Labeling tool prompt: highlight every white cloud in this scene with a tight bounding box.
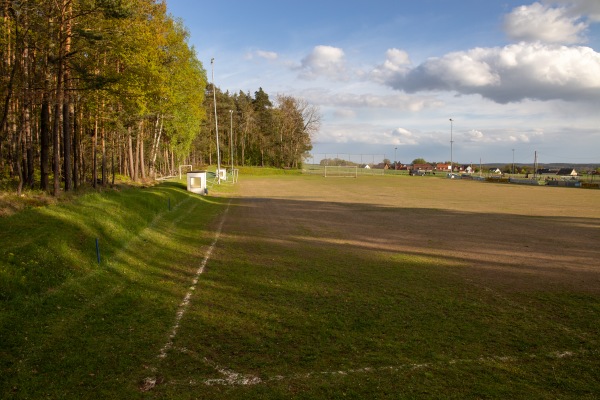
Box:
[245,49,278,60]
[377,42,600,103]
[380,48,411,73]
[547,0,600,22]
[466,130,485,142]
[371,48,411,84]
[504,2,588,44]
[298,45,347,80]
[510,134,531,142]
[256,50,278,60]
[298,88,443,112]
[459,128,544,145]
[334,109,356,118]
[389,127,418,145]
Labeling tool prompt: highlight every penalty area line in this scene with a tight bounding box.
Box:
[141,200,231,392]
[163,348,597,389]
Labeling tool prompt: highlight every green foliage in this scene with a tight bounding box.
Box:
[95,0,133,19]
[412,158,427,164]
[319,158,358,167]
[0,0,208,188]
[200,86,319,169]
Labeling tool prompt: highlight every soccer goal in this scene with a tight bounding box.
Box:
[324,166,358,178]
[179,165,193,179]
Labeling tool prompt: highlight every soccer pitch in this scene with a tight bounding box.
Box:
[147,175,600,399]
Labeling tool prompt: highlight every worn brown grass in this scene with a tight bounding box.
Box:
[229,175,600,293]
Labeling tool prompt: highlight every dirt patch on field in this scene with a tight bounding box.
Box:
[224,176,600,293]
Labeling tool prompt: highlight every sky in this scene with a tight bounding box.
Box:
[165,0,600,165]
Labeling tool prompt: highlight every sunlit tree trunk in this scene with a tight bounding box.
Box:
[127,127,135,180]
[40,92,50,191]
[93,108,98,188]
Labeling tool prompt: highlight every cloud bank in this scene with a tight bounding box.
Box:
[372,1,600,104]
[373,42,600,103]
[504,2,588,44]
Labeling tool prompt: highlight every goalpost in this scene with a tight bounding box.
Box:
[179,165,193,179]
[324,166,358,178]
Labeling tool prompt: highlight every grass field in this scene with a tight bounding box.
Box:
[1,175,599,398]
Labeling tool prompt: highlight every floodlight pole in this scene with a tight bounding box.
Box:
[211,58,221,184]
[449,118,454,172]
[229,110,234,171]
[394,147,397,167]
[512,148,515,175]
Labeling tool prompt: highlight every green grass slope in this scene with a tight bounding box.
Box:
[0,182,229,398]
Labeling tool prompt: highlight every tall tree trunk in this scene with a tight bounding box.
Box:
[93,110,98,188]
[118,132,124,175]
[52,99,62,195]
[24,102,33,188]
[111,135,115,186]
[134,122,141,180]
[63,102,72,191]
[139,124,146,179]
[62,0,73,192]
[149,114,163,178]
[23,45,34,189]
[171,149,175,176]
[101,114,106,186]
[53,36,64,195]
[0,30,18,145]
[72,104,79,189]
[40,95,50,190]
[128,127,135,180]
[164,147,169,176]
[12,102,23,195]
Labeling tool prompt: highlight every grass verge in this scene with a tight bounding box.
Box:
[0,180,229,398]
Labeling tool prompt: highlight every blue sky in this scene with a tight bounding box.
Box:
[166,0,600,164]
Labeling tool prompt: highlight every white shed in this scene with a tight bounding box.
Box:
[217,168,227,181]
[187,171,207,195]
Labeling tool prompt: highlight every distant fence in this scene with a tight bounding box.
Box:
[303,164,392,176]
[306,153,388,166]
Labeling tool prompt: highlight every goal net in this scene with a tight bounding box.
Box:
[324,166,358,178]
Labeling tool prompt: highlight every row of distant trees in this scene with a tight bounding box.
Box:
[202,87,320,171]
[0,0,319,196]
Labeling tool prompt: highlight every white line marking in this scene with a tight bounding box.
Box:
[141,201,231,392]
[163,348,597,388]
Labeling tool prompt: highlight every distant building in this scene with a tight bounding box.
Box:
[412,163,434,171]
[556,168,578,177]
[537,168,559,176]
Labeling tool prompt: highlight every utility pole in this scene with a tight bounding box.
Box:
[512,148,515,175]
[211,58,221,184]
[229,110,234,171]
[449,118,454,172]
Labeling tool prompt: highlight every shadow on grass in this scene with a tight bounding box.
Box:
[157,195,600,398]
[1,188,599,399]
[0,181,229,397]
